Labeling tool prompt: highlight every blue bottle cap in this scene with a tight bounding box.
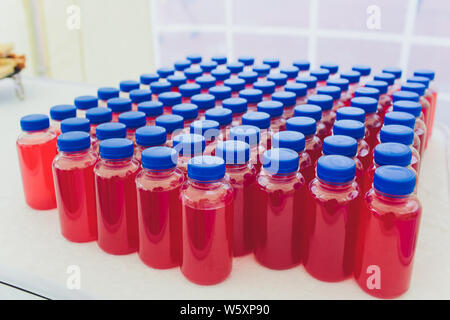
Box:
[351,96,378,114]
[209,85,232,100]
[352,64,371,76]
[374,73,395,86]
[272,131,305,153]
[262,57,280,68]
[354,87,380,100]
[184,67,203,80]
[374,143,412,167]
[262,148,299,174]
[310,68,330,81]
[195,75,217,89]
[174,59,191,71]
[150,81,171,94]
[280,65,300,78]
[167,75,187,88]
[99,138,134,159]
[222,97,248,114]
[135,125,167,147]
[401,82,426,96]
[307,94,333,111]
[238,71,258,84]
[284,82,307,97]
[118,111,146,129]
[224,78,246,92]
[392,90,420,103]
[286,116,316,136]
[296,76,317,89]
[186,54,202,64]
[211,68,231,81]
[317,155,355,183]
[173,133,205,157]
[320,62,339,74]
[365,80,388,95]
[253,80,276,94]
[97,87,120,100]
[50,104,76,121]
[413,69,435,81]
[172,103,198,120]
[226,62,244,74]
[294,104,322,121]
[336,106,365,122]
[205,108,232,126]
[392,100,422,118]
[57,131,91,152]
[190,120,220,140]
[230,125,260,146]
[200,60,218,73]
[179,83,201,97]
[138,101,164,117]
[382,67,402,79]
[129,89,152,104]
[242,111,270,129]
[373,165,416,196]
[85,107,112,124]
[211,55,227,65]
[119,80,140,92]
[142,146,177,170]
[253,64,271,77]
[157,66,175,78]
[216,140,250,164]
[140,73,159,85]
[74,95,98,110]
[238,55,254,66]
[293,59,310,71]
[323,135,357,157]
[96,122,127,141]
[267,73,288,86]
[20,114,50,131]
[317,85,341,100]
[333,119,365,140]
[61,117,90,133]
[239,89,263,103]
[191,93,215,110]
[407,76,430,89]
[326,78,349,92]
[187,156,226,181]
[384,111,416,129]
[272,91,296,107]
[158,91,182,106]
[155,114,184,134]
[340,70,361,84]
[379,125,414,145]
[257,100,283,118]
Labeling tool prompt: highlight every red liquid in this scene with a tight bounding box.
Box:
[136,168,184,268]
[364,113,382,151]
[299,151,314,186]
[427,87,438,143]
[415,119,427,158]
[354,190,421,298]
[304,179,360,281]
[357,139,372,170]
[231,112,245,127]
[379,94,393,120]
[340,91,352,107]
[270,117,286,134]
[180,179,234,285]
[305,135,323,165]
[332,99,345,112]
[419,96,431,147]
[253,171,306,269]
[94,158,140,255]
[248,102,258,112]
[53,149,98,242]
[321,110,336,136]
[17,130,57,210]
[249,144,266,173]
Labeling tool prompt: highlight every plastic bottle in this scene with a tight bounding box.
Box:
[253,80,276,101]
[293,59,310,77]
[180,156,234,285]
[93,122,126,154]
[340,70,361,96]
[230,125,265,172]
[85,107,112,139]
[374,73,396,97]
[351,97,382,151]
[365,80,392,118]
[155,114,184,143]
[211,68,231,86]
[179,83,201,103]
[139,73,159,90]
[253,64,271,80]
[226,62,244,78]
[196,75,217,94]
[267,73,288,91]
[355,166,420,299]
[186,53,202,68]
[381,66,402,93]
[263,57,280,73]
[157,67,175,82]
[286,116,323,165]
[52,131,98,242]
[336,106,366,123]
[327,78,351,106]
[296,75,317,96]
[17,114,57,210]
[158,91,182,115]
[191,93,216,119]
[257,100,285,134]
[184,67,203,84]
[384,111,421,157]
[174,59,192,75]
[238,55,255,71]
[49,104,77,135]
[97,87,120,107]
[129,89,152,111]
[209,85,232,107]
[352,65,371,86]
[271,91,297,119]
[391,91,422,121]
[118,111,146,143]
[414,69,437,143]
[211,55,227,69]
[119,80,140,98]
[150,81,171,101]
[205,107,233,140]
[307,94,335,136]
[242,111,272,149]
[320,62,339,79]
[172,133,205,175]
[74,95,98,118]
[239,89,263,112]
[222,97,248,127]
[61,117,91,135]
[294,104,328,141]
[190,119,222,156]
[168,74,188,91]
[317,85,344,112]
[224,78,246,98]
[107,97,132,122]
[285,82,308,106]
[280,65,300,83]
[200,60,218,75]
[172,103,199,132]
[310,68,330,87]
[134,125,167,162]
[137,101,164,126]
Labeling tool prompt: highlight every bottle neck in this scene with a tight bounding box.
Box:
[317,177,354,191]
[143,167,176,177]
[225,163,249,172]
[374,189,411,201]
[189,177,226,189]
[263,169,297,181]
[101,157,133,166]
[60,148,91,157]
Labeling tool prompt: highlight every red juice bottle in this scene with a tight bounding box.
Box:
[401,83,431,139]
[381,67,402,93]
[253,148,306,269]
[139,73,159,91]
[200,60,218,75]
[172,103,199,133]
[230,125,265,173]
[257,100,285,134]
[263,57,280,74]
[119,80,140,98]
[226,61,244,79]
[118,111,146,143]
[136,146,184,269]
[253,64,271,80]
[212,55,227,69]
[267,73,288,92]
[97,87,119,107]
[365,80,392,118]
[352,64,371,86]
[294,104,328,141]
[384,111,421,157]
[93,122,126,154]
[85,107,112,139]
[391,90,421,115]
[184,67,203,84]
[158,91,182,115]
[272,130,314,185]
[293,59,310,77]
[53,131,98,242]
[186,54,202,69]
[286,116,322,165]
[216,140,257,257]
[304,155,360,282]
[280,65,300,83]
[310,68,330,88]
[172,133,205,175]
[320,62,339,79]
[190,120,222,156]
[150,81,171,101]
[49,104,77,135]
[74,95,98,118]
[414,69,437,142]
[180,156,234,285]
[17,114,57,210]
[374,72,396,97]
[317,85,344,112]
[285,82,308,106]
[272,90,297,119]
[174,59,192,76]
[253,80,276,101]
[196,75,217,94]
[211,68,231,86]
[167,74,187,92]
[155,114,184,145]
[137,101,163,126]
[351,97,382,151]
[333,119,371,170]
[191,93,215,119]
[340,70,361,96]
[209,85,232,107]
[129,89,152,111]
[107,97,132,122]
[157,66,175,82]
[327,78,351,106]
[179,83,201,103]
[134,125,167,162]
[296,75,317,96]
[94,138,140,255]
[205,107,233,140]
[224,78,245,98]
[223,97,248,127]
[238,55,255,72]
[242,111,272,149]
[307,94,335,137]
[355,166,420,299]
[239,88,263,112]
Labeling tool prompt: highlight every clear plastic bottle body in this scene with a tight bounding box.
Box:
[419,96,432,147]
[332,99,345,112]
[340,90,352,107]
[50,120,62,136]
[414,118,427,158]
[427,84,438,142]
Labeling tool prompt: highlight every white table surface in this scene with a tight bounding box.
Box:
[0,76,449,300]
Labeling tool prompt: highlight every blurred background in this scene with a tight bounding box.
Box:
[1,0,449,123]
